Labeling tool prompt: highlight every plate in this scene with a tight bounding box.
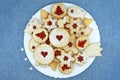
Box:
[24,3,100,78]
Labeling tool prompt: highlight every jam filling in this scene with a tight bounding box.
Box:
[47,21,52,26]
[63,56,68,61]
[36,31,46,40]
[45,38,50,44]
[33,26,36,29]
[62,64,70,71]
[56,35,63,41]
[68,42,73,47]
[55,6,64,15]
[72,23,78,29]
[32,46,35,49]
[78,40,87,48]
[41,51,48,57]
[77,56,83,62]
[55,50,61,56]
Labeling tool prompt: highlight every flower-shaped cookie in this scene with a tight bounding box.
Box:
[74,52,86,66]
[66,18,84,35]
[57,16,70,28]
[43,15,57,32]
[63,35,78,54]
[57,51,74,67]
[24,18,41,34]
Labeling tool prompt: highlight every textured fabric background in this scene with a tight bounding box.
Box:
[0,0,120,80]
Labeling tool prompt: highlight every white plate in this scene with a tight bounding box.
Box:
[24,3,100,78]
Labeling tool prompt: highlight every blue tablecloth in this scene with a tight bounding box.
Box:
[0,0,120,80]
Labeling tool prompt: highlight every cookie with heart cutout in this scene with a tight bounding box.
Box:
[34,44,54,64]
[42,15,57,32]
[51,3,67,19]
[67,6,87,19]
[75,36,89,51]
[29,39,39,52]
[63,35,79,54]
[49,28,70,47]
[32,28,48,43]
[24,18,41,34]
[58,63,74,74]
[74,52,87,66]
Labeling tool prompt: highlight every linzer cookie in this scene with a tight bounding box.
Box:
[32,28,48,43]
[34,44,54,64]
[49,28,70,47]
[51,3,67,19]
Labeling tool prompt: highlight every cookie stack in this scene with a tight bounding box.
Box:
[24,3,102,74]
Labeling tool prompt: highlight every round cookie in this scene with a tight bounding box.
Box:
[51,3,67,19]
[34,44,54,64]
[32,28,48,43]
[29,39,39,52]
[76,36,89,50]
[49,28,70,47]
[58,63,73,74]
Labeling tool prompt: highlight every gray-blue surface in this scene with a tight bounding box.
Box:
[0,0,120,80]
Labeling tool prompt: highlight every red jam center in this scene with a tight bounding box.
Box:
[63,56,68,61]
[41,51,48,57]
[47,21,52,26]
[68,42,73,47]
[72,23,78,29]
[55,6,64,15]
[78,56,83,62]
[36,31,46,40]
[55,50,61,56]
[62,64,70,71]
[32,46,35,49]
[33,26,36,29]
[78,40,87,47]
[45,38,50,44]
[56,35,63,41]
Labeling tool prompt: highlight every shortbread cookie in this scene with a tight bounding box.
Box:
[82,42,102,57]
[76,27,92,37]
[48,61,58,71]
[40,9,49,19]
[54,48,65,62]
[29,39,39,52]
[49,28,70,47]
[57,51,74,67]
[42,15,57,32]
[34,44,54,64]
[63,35,78,54]
[58,63,73,74]
[67,6,87,19]
[51,3,67,19]
[76,36,89,50]
[32,28,48,43]
[74,52,86,66]
[66,18,84,35]
[24,18,41,34]
[83,18,93,27]
[57,16,70,28]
